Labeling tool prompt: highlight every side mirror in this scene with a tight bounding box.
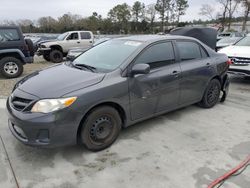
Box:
[130,64,150,76]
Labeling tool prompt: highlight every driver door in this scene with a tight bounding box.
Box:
[129,41,180,120]
[64,32,81,52]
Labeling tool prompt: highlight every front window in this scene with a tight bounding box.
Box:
[57,32,68,41]
[135,42,175,69]
[73,39,142,72]
[235,36,250,46]
[67,33,79,40]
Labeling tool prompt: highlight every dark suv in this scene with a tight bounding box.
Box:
[0,26,34,78]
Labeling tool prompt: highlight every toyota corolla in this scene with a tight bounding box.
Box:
[7,34,230,151]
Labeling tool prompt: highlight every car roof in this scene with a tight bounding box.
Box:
[116,34,195,43]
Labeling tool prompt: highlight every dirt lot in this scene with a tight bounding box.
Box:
[0,76,250,188]
[0,57,53,97]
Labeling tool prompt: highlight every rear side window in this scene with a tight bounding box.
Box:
[176,41,203,61]
[135,42,175,69]
[81,32,91,39]
[0,29,20,42]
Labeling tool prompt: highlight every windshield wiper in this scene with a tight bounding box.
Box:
[74,63,96,72]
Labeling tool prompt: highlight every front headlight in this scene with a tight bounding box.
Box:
[31,97,77,113]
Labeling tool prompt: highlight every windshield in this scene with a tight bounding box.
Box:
[217,37,240,44]
[235,36,250,46]
[73,39,142,72]
[57,32,68,40]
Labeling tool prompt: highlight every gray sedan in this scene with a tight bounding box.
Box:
[7,34,229,151]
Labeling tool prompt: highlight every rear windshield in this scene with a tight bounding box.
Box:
[0,29,20,42]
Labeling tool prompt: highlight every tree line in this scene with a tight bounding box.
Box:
[1,0,249,34]
[1,0,188,34]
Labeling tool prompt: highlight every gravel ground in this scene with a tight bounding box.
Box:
[0,56,54,97]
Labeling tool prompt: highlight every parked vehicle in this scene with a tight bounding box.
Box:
[219,36,250,77]
[66,38,110,61]
[216,37,242,51]
[37,31,94,63]
[217,32,244,41]
[7,33,230,151]
[25,34,59,52]
[0,26,34,78]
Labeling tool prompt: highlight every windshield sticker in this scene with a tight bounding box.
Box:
[124,41,142,47]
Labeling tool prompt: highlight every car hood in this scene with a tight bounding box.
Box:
[16,63,105,98]
[41,40,61,47]
[218,46,250,58]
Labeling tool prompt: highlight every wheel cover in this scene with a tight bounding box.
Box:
[207,84,220,104]
[89,116,113,144]
[4,62,18,75]
[53,53,61,61]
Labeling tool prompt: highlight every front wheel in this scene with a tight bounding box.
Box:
[0,57,23,79]
[81,106,122,151]
[49,50,63,63]
[43,54,51,62]
[198,79,221,108]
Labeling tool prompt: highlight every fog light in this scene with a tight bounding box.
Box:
[37,130,49,143]
[13,125,27,139]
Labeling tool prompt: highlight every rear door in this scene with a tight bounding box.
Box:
[175,40,214,104]
[129,41,180,120]
[80,32,93,49]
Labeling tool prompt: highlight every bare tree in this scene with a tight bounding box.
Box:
[227,0,241,30]
[242,0,250,31]
[145,3,157,32]
[199,4,216,20]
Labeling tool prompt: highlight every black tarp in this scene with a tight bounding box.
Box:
[169,27,217,50]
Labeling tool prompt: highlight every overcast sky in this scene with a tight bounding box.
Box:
[0,0,229,22]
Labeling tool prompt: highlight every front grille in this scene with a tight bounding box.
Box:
[229,56,250,65]
[11,96,33,111]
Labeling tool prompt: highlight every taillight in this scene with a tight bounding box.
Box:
[227,59,232,65]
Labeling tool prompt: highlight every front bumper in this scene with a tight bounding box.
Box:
[228,65,250,76]
[6,97,83,148]
[36,48,51,56]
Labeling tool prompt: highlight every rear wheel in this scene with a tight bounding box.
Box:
[49,49,63,63]
[0,57,23,78]
[198,79,221,108]
[81,106,122,151]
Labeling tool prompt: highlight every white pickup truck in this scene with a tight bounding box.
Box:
[37,31,94,63]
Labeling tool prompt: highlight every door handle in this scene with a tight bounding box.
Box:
[171,70,180,77]
[206,62,212,68]
[89,41,93,43]
[77,41,80,44]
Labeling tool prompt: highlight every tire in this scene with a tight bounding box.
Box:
[49,49,63,63]
[198,79,221,108]
[25,39,35,56]
[81,106,122,151]
[43,54,51,62]
[0,57,23,79]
